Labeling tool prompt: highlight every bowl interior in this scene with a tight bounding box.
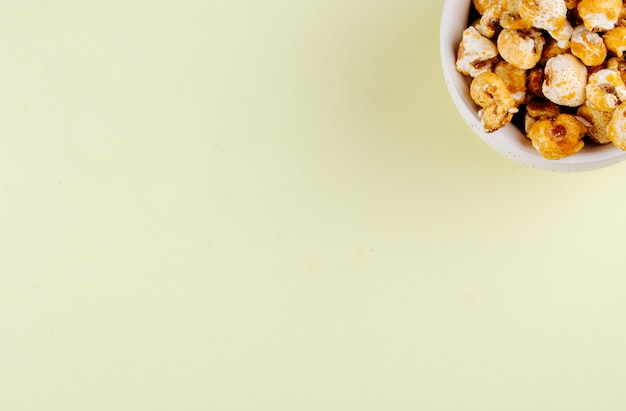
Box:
[439,0,626,172]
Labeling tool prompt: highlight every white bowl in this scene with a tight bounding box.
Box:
[439,0,626,172]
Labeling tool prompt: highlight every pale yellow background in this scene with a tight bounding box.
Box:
[2,1,626,410]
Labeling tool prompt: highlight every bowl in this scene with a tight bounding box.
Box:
[439,0,626,172]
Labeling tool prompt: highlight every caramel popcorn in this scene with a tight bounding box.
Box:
[570,25,607,66]
[470,72,519,132]
[603,27,626,58]
[520,0,568,31]
[577,102,614,143]
[494,60,528,106]
[607,103,626,149]
[548,20,574,48]
[456,0,626,159]
[543,54,588,107]
[473,9,501,38]
[473,0,501,15]
[528,114,587,159]
[456,26,499,77]
[577,0,622,31]
[497,28,545,69]
[585,69,626,111]
[607,57,626,83]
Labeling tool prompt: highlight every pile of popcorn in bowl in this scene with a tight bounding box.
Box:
[455,0,626,160]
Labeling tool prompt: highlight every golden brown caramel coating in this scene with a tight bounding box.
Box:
[520,0,568,31]
[494,60,528,106]
[570,25,607,66]
[473,0,500,15]
[577,0,622,31]
[527,114,587,159]
[456,0,626,157]
[473,7,501,38]
[606,57,626,83]
[585,69,626,111]
[577,102,614,143]
[456,27,499,77]
[497,28,545,69]
[470,72,518,132]
[603,27,626,58]
[548,20,574,49]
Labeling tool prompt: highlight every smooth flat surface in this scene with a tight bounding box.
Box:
[2,1,626,410]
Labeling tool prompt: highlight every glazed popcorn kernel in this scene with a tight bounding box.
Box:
[473,0,503,15]
[585,69,626,112]
[603,27,626,58]
[528,114,587,159]
[494,60,528,106]
[577,102,614,144]
[456,26,499,77]
[473,7,501,37]
[456,0,626,159]
[570,25,607,67]
[607,57,626,83]
[470,72,518,132]
[548,20,574,48]
[577,0,622,31]
[497,28,545,69]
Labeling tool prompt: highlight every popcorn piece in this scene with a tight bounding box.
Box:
[499,0,531,29]
[577,102,614,143]
[577,0,622,31]
[607,57,626,83]
[473,7,501,38]
[456,27,499,78]
[570,25,607,66]
[603,27,626,58]
[524,98,561,133]
[494,60,527,106]
[470,72,518,132]
[542,54,588,106]
[473,0,501,15]
[585,69,626,111]
[565,0,580,9]
[520,0,568,31]
[607,102,626,149]
[527,114,587,159]
[497,28,545,69]
[548,20,574,49]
